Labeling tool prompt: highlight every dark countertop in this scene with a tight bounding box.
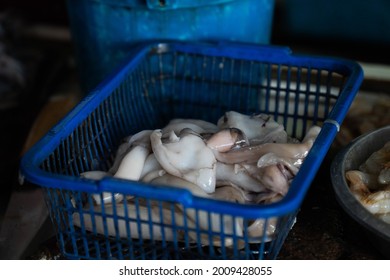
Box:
[278,153,384,259]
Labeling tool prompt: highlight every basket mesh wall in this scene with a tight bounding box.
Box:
[34,46,350,260]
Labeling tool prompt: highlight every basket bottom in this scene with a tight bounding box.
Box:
[59,230,272,260]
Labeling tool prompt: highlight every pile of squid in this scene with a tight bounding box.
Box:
[73,111,321,246]
[346,141,390,224]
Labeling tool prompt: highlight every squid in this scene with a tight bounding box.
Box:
[361,189,390,215]
[245,217,278,243]
[150,174,244,247]
[205,128,249,152]
[245,193,283,243]
[217,111,288,144]
[212,125,321,164]
[80,171,123,205]
[346,170,390,215]
[256,164,292,195]
[379,164,390,185]
[108,136,132,174]
[346,170,381,196]
[150,128,217,193]
[72,201,195,242]
[162,118,218,136]
[257,152,301,176]
[139,153,164,182]
[74,111,323,246]
[359,141,390,177]
[150,173,209,198]
[234,162,293,195]
[150,173,249,204]
[346,141,390,219]
[216,162,268,193]
[113,130,152,181]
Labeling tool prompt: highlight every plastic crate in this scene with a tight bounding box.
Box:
[66,0,275,92]
[20,41,363,260]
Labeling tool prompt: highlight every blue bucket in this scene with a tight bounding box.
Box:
[66,0,275,92]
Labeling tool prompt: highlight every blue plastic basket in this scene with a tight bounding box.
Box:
[20,41,363,260]
[66,0,275,92]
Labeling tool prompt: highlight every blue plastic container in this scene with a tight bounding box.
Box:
[20,41,363,260]
[66,0,275,92]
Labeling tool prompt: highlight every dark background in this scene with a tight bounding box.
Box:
[0,0,69,25]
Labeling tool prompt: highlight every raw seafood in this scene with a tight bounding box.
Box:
[139,153,163,181]
[206,128,249,152]
[217,111,287,144]
[150,128,217,194]
[80,171,124,205]
[113,130,152,181]
[212,126,321,164]
[346,141,390,222]
[215,162,268,193]
[162,118,218,136]
[73,201,193,241]
[75,111,321,246]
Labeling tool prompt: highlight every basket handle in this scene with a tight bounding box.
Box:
[216,40,292,57]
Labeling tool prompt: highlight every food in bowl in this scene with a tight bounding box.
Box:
[345,141,390,224]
